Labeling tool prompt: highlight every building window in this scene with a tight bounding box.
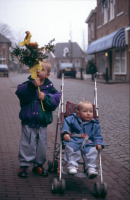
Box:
[2,50,5,58]
[115,48,126,74]
[104,4,108,23]
[110,0,115,19]
[0,60,5,64]
[0,50,6,59]
[75,60,80,68]
[91,19,94,39]
[2,43,6,48]
[88,24,91,41]
[97,52,106,73]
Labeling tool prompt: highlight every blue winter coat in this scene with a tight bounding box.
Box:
[60,113,104,154]
[15,76,61,128]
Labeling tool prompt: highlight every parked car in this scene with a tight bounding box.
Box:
[57,63,76,78]
[0,64,9,77]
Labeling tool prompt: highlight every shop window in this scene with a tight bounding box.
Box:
[0,50,6,59]
[97,52,107,73]
[110,0,115,19]
[92,54,94,61]
[88,55,91,61]
[115,48,126,74]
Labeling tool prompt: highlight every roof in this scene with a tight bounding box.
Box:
[85,8,97,23]
[0,33,11,44]
[54,42,84,58]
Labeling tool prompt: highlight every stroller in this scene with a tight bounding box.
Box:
[48,72,107,198]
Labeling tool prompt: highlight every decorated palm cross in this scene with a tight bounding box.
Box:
[10,31,55,111]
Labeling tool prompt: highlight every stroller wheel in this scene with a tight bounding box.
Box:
[59,179,65,194]
[93,182,100,197]
[48,160,53,172]
[54,160,58,173]
[101,182,107,197]
[52,178,58,193]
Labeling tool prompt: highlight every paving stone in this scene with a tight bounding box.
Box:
[0,73,129,200]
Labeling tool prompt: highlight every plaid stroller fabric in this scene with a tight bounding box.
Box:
[60,101,78,125]
[66,101,78,116]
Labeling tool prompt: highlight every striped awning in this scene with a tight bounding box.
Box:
[86,28,125,54]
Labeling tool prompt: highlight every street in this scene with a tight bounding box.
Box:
[9,72,129,170]
[0,72,129,200]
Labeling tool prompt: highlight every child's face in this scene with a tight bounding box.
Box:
[37,62,50,82]
[77,103,93,122]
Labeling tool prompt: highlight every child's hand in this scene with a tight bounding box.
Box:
[95,144,102,150]
[38,91,45,100]
[33,78,40,87]
[63,134,70,142]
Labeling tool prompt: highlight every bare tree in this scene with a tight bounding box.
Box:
[0,22,14,42]
[12,29,25,48]
[82,29,87,52]
[69,23,73,63]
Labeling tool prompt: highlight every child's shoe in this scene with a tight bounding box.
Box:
[18,166,28,178]
[87,168,98,179]
[32,165,48,176]
[69,166,77,174]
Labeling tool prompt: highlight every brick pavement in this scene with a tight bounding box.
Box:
[0,74,129,200]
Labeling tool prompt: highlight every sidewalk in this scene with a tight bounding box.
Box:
[76,72,129,84]
[0,76,129,200]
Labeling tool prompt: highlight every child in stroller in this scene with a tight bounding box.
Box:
[50,72,107,197]
[61,99,104,179]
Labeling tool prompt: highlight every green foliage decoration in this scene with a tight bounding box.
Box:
[10,38,55,68]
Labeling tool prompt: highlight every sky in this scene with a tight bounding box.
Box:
[0,0,97,51]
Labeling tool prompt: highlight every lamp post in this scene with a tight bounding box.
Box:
[105,52,109,82]
[81,54,84,80]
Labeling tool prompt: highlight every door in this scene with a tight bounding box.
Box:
[109,51,112,80]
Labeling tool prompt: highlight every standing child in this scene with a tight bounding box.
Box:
[61,100,104,179]
[16,60,61,178]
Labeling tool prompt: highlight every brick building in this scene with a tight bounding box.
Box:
[85,0,130,81]
[0,34,11,68]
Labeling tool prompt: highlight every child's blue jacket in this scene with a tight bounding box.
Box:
[15,76,61,128]
[60,113,104,154]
